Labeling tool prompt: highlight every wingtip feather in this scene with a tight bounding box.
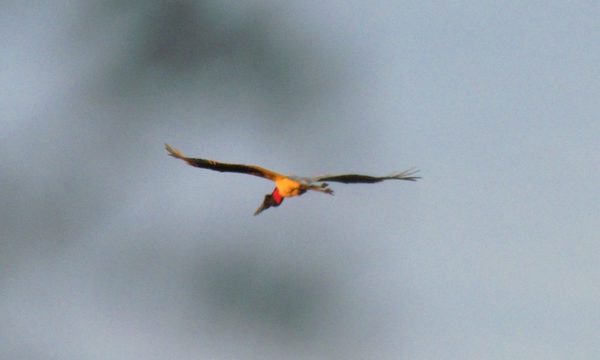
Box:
[390,167,421,181]
[165,143,185,159]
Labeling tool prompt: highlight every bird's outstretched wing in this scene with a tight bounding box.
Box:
[312,168,420,184]
[165,144,282,181]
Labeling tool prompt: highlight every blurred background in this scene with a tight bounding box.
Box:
[1,1,598,359]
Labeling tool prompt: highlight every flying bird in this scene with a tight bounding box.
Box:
[165,144,420,215]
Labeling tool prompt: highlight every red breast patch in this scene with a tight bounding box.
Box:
[272,188,283,204]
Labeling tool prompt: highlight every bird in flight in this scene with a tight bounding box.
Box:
[165,144,420,215]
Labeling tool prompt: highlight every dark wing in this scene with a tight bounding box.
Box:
[313,168,420,184]
[165,144,282,181]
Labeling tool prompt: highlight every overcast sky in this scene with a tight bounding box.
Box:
[2,1,599,359]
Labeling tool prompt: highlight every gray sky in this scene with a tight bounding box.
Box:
[2,1,599,359]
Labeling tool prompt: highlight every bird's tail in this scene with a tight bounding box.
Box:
[165,144,186,159]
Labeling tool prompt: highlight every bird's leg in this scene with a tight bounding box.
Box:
[307,184,334,195]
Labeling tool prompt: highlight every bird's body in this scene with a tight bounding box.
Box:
[165,144,419,215]
[275,177,305,198]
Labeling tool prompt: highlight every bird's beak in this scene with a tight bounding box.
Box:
[254,201,270,216]
[254,193,280,216]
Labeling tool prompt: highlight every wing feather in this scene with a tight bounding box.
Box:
[165,144,282,181]
[313,168,420,184]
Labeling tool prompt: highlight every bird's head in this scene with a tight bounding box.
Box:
[254,189,284,216]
